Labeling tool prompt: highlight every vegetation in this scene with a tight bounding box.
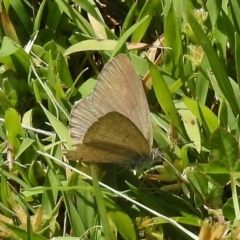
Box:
[0,0,239,239]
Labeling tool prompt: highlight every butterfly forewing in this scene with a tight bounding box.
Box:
[92,55,152,147]
[70,99,98,143]
[70,54,152,147]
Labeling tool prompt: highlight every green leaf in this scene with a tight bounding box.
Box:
[9,0,33,35]
[79,78,97,98]
[186,11,240,117]
[121,2,138,35]
[218,98,228,129]
[206,0,221,27]
[164,3,182,76]
[187,171,209,199]
[205,160,230,185]
[33,0,47,32]
[148,60,186,138]
[73,0,105,24]
[42,169,59,215]
[106,197,136,240]
[62,190,86,236]
[4,108,24,154]
[28,161,46,186]
[235,33,240,90]
[0,37,18,58]
[0,89,14,111]
[183,96,219,134]
[223,197,240,221]
[15,138,35,160]
[55,0,94,36]
[0,222,48,240]
[40,103,72,147]
[64,39,119,55]
[209,128,238,170]
[195,54,210,104]
[177,102,201,153]
[73,175,96,230]
[131,0,159,42]
[112,16,149,56]
[229,0,240,33]
[91,166,116,240]
[57,53,73,88]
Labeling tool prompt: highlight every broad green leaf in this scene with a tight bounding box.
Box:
[223,197,240,221]
[105,197,136,240]
[4,108,24,154]
[177,102,201,153]
[209,128,238,170]
[79,78,97,98]
[0,37,18,58]
[205,160,230,185]
[183,96,218,134]
[64,39,118,56]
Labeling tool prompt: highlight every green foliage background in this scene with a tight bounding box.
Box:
[0,0,239,239]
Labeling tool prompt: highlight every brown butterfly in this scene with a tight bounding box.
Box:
[66,54,153,166]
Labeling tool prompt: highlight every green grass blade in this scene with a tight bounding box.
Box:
[186,11,240,117]
[91,165,116,240]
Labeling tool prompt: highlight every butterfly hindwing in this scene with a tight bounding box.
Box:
[67,112,150,163]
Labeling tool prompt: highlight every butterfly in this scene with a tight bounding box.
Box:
[66,54,153,167]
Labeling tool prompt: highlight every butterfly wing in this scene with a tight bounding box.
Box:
[70,98,98,143]
[69,54,153,148]
[67,112,150,163]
